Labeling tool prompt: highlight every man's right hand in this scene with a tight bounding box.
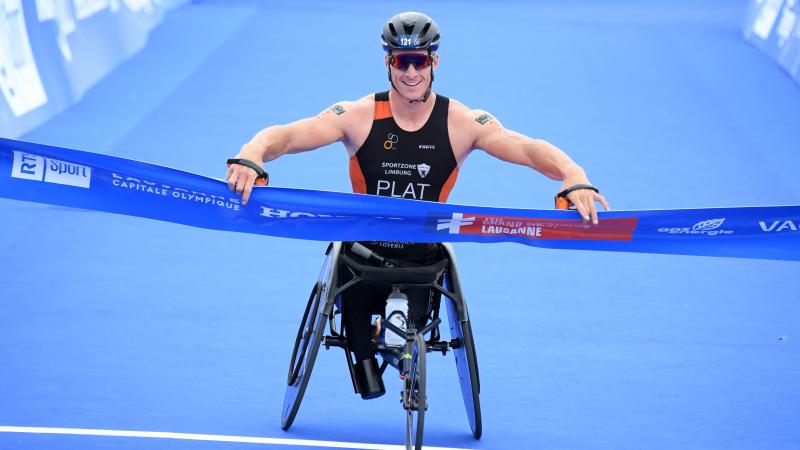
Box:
[226,155,264,205]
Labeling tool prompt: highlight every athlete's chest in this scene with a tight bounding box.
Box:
[355,123,454,200]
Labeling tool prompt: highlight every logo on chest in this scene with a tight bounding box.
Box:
[384,133,399,150]
[417,163,430,178]
[381,162,432,179]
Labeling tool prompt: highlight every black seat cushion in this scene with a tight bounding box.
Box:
[339,253,449,285]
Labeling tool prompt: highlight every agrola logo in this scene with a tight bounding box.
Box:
[658,218,734,236]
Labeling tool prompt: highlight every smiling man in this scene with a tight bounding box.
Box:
[227,11,608,399]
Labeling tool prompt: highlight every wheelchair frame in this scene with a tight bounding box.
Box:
[281,242,482,446]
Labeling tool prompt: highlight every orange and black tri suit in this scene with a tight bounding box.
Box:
[349,90,458,257]
[343,91,459,364]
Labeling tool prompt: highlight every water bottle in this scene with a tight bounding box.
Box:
[384,289,408,347]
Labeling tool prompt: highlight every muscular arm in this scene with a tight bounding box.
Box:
[239,103,353,163]
[465,109,608,223]
[228,100,366,204]
[471,111,588,186]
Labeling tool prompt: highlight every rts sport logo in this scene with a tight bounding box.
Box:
[11,151,91,188]
[430,212,638,241]
[657,218,734,236]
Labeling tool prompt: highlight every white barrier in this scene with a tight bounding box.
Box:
[0,0,188,138]
[744,0,800,85]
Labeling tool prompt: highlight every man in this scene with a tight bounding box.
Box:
[227,12,608,399]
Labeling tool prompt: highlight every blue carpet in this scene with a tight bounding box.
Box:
[1,1,798,449]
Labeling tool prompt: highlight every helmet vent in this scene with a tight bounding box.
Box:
[420,22,431,36]
[388,23,398,37]
[403,23,415,35]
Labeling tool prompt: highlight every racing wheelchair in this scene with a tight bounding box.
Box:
[280,241,481,450]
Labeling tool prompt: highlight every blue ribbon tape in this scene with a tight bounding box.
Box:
[1,137,798,261]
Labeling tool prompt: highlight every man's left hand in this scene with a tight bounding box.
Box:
[567,189,609,225]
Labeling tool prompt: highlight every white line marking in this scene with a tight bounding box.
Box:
[0,426,476,450]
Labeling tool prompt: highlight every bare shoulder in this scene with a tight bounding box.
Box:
[447,97,473,122]
[448,98,503,155]
[448,98,501,130]
[347,94,375,113]
[319,94,375,153]
[317,95,372,133]
[320,94,372,121]
[447,98,499,162]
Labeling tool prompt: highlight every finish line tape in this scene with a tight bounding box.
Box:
[1,137,798,261]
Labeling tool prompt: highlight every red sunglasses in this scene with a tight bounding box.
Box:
[389,53,433,70]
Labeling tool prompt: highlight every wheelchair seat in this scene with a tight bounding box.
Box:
[338,252,449,285]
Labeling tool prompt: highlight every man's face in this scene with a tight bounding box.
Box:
[385,50,439,100]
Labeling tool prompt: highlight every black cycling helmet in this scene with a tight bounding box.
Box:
[381,12,440,53]
[382,12,440,103]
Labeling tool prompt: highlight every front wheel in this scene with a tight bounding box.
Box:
[404,333,427,450]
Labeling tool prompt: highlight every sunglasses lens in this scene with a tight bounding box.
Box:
[412,54,431,68]
[391,54,431,70]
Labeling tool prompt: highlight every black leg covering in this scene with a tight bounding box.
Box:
[354,357,385,400]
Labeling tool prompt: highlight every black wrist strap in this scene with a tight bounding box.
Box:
[556,184,599,199]
[227,158,269,184]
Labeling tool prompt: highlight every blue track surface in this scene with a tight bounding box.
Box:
[1,1,799,449]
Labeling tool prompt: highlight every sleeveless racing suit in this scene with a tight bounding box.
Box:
[342,91,459,363]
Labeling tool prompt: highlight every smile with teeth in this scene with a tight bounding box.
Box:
[401,79,423,87]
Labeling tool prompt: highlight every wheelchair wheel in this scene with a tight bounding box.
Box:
[403,333,427,450]
[445,297,482,439]
[281,281,327,430]
[287,282,322,386]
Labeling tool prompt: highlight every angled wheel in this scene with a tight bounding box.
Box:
[287,282,322,386]
[404,333,427,450]
[445,296,482,439]
[281,281,328,430]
